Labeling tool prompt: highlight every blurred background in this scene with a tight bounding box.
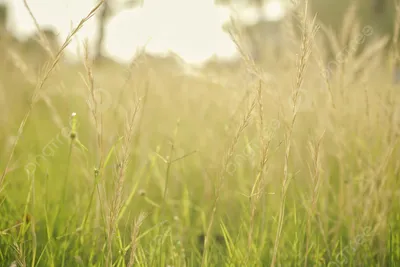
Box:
[0,0,396,66]
[1,1,400,266]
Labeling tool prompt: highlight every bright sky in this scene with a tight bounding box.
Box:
[4,0,287,65]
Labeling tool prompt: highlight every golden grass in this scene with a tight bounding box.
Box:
[0,0,399,266]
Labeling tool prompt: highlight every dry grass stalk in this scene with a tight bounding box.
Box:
[247,82,272,253]
[127,212,147,267]
[226,18,270,86]
[199,16,263,266]
[270,1,319,266]
[340,1,359,48]
[77,42,109,235]
[82,43,105,170]
[106,98,142,267]
[11,243,26,267]
[303,132,324,267]
[320,24,342,62]
[23,0,56,61]
[1,3,65,129]
[335,2,362,92]
[201,92,257,267]
[312,34,335,108]
[352,33,388,69]
[3,42,65,130]
[0,0,104,193]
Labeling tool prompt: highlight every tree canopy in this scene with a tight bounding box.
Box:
[215,0,396,38]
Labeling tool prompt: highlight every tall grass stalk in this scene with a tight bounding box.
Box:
[271,1,319,266]
[201,92,257,266]
[0,1,104,193]
[247,82,271,256]
[303,132,324,267]
[106,98,142,267]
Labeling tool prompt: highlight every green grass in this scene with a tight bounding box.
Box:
[1,2,400,266]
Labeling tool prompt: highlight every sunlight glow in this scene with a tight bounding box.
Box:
[105,0,237,64]
[3,0,288,65]
[264,0,286,21]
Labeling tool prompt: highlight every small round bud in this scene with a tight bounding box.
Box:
[70,132,76,140]
[139,189,146,196]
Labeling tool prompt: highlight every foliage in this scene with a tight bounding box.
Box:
[0,1,400,266]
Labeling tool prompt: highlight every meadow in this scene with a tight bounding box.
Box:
[0,1,400,266]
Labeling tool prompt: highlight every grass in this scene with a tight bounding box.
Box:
[1,0,400,266]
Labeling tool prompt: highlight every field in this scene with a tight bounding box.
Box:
[1,2,400,267]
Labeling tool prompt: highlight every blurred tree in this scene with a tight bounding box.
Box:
[94,0,110,62]
[0,3,7,33]
[217,0,287,64]
[373,0,386,14]
[217,0,395,40]
[29,28,59,54]
[94,0,143,63]
[21,27,60,69]
[309,0,395,36]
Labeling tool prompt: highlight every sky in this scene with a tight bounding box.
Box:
[3,0,287,65]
